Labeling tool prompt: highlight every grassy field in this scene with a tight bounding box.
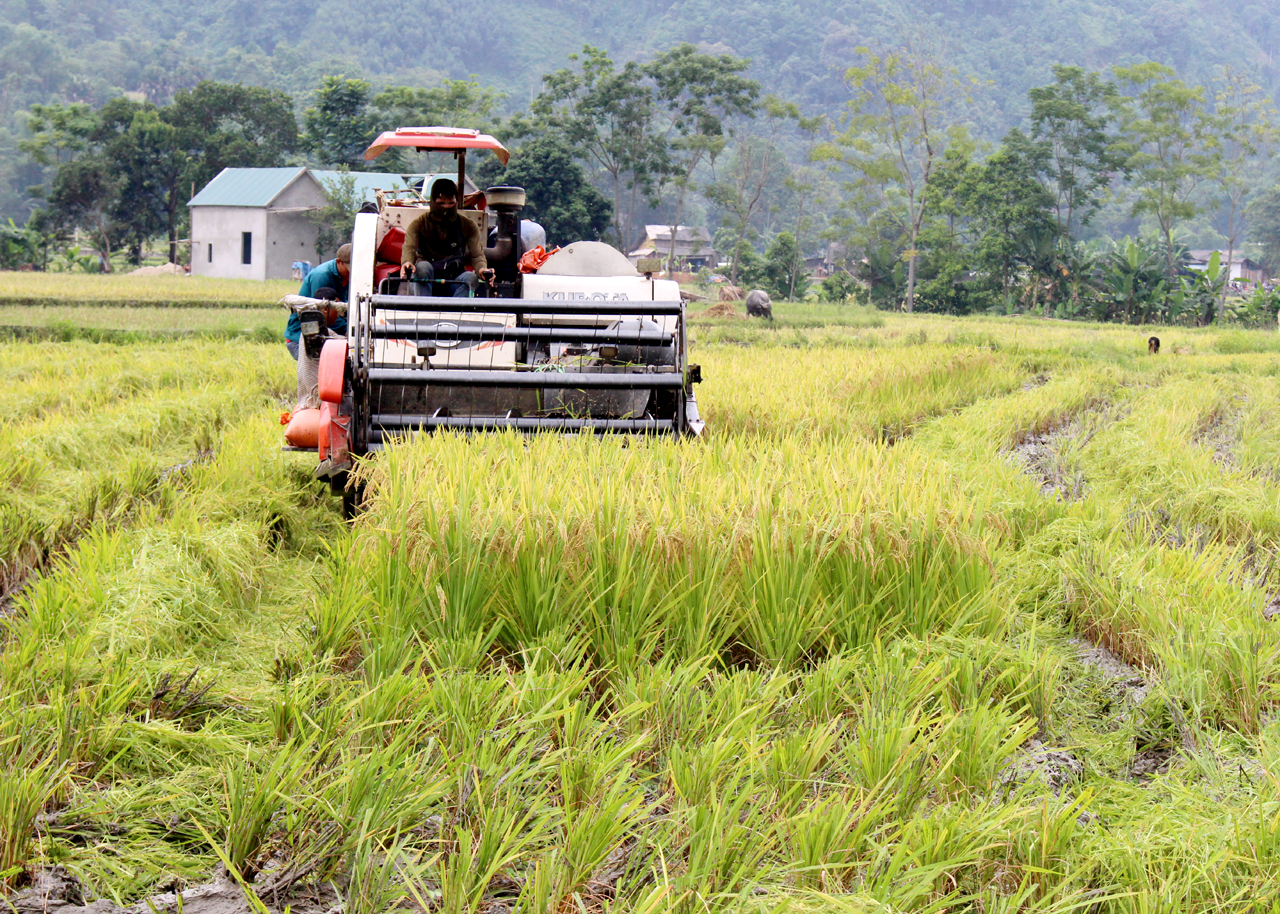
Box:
[0,271,296,309]
[3,305,1280,913]
[0,305,283,338]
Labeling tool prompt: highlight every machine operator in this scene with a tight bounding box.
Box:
[398,179,495,296]
[285,242,350,359]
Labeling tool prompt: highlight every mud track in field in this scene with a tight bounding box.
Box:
[8,867,341,914]
[1008,402,1127,502]
[1191,403,1243,473]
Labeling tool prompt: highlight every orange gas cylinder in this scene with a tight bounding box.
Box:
[284,408,323,448]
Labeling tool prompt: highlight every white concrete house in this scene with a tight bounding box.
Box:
[188,168,411,280]
[1186,249,1271,284]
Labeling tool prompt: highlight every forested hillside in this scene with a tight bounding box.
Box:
[3,0,1275,117]
[5,0,1280,325]
[3,0,1276,220]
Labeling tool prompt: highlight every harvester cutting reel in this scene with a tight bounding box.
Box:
[340,290,705,453]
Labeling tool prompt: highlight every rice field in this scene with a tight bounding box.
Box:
[0,271,297,308]
[3,304,1280,913]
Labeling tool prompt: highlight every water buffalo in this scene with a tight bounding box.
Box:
[745,289,773,320]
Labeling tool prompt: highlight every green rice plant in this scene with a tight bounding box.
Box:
[217,739,312,878]
[343,825,418,914]
[0,754,68,885]
[531,719,653,904]
[739,520,837,668]
[492,535,581,648]
[666,782,778,908]
[841,704,934,821]
[762,722,840,816]
[0,305,282,336]
[667,725,764,808]
[663,550,738,662]
[308,553,372,667]
[781,788,892,891]
[575,530,677,677]
[933,703,1037,798]
[425,800,550,914]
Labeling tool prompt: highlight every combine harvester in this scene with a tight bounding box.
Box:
[284,127,704,513]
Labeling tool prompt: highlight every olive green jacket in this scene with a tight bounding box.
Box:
[401,209,487,273]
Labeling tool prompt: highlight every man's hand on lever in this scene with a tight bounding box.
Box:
[479,268,495,284]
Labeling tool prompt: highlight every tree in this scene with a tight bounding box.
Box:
[1110,62,1219,282]
[940,131,1059,300]
[1247,184,1280,273]
[0,218,41,269]
[645,43,759,274]
[20,103,98,166]
[532,46,668,249]
[1206,67,1277,308]
[304,77,378,170]
[479,134,612,245]
[28,82,301,265]
[166,81,299,191]
[44,155,119,269]
[371,80,505,172]
[94,98,189,264]
[761,231,810,300]
[817,36,971,312]
[1027,65,1123,238]
[371,79,502,129]
[310,169,363,261]
[706,96,814,285]
[1102,236,1168,323]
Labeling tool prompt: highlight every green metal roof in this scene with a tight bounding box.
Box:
[188,167,307,207]
[311,170,416,203]
[189,168,477,208]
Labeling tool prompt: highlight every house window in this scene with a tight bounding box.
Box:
[207,243,213,263]
[241,232,252,265]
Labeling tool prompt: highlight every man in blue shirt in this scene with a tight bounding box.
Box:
[285,243,351,359]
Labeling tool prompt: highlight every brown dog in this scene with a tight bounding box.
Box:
[1148,336,1160,355]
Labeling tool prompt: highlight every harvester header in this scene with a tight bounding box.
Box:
[284,126,704,515]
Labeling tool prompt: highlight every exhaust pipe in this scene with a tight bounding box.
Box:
[484,186,525,281]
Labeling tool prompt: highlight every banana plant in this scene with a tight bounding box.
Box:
[1169,250,1226,325]
[1103,236,1167,323]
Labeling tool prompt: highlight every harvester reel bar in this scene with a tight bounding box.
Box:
[370,416,674,436]
[367,294,684,316]
[365,368,684,388]
[370,323,674,345]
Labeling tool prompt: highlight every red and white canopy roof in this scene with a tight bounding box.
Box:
[363,127,510,164]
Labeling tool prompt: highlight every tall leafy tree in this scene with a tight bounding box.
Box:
[1246,184,1280,273]
[369,79,505,172]
[706,97,811,284]
[371,80,502,130]
[1027,65,1122,238]
[645,43,759,272]
[817,35,971,312]
[938,131,1059,300]
[531,46,668,249]
[44,156,119,269]
[1110,62,1219,281]
[20,103,98,166]
[479,134,612,245]
[304,77,378,171]
[761,230,810,300]
[166,82,299,191]
[1206,66,1277,306]
[29,82,301,264]
[95,99,190,264]
[310,168,363,261]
